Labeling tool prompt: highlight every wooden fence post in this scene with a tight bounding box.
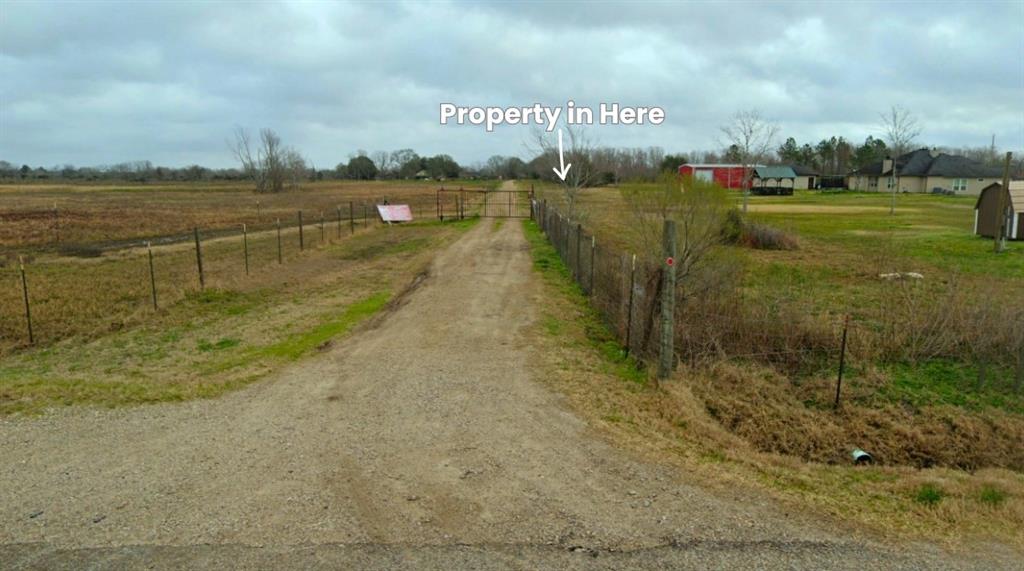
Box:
[995,151,1012,253]
[19,256,33,344]
[835,314,850,409]
[147,242,158,309]
[658,220,677,380]
[350,201,355,234]
[625,253,636,356]
[363,204,367,228]
[242,223,250,276]
[276,218,283,264]
[257,200,261,220]
[575,223,583,281]
[193,227,205,290]
[298,210,304,251]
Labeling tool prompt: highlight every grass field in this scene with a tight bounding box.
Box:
[0,179,496,251]
[534,183,1024,471]
[522,216,1024,548]
[0,179,479,413]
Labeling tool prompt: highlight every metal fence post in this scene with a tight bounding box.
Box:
[658,220,677,380]
[589,235,596,295]
[276,218,283,264]
[147,241,158,310]
[193,227,205,290]
[242,223,250,276]
[19,256,33,344]
[834,314,850,408]
[298,210,305,251]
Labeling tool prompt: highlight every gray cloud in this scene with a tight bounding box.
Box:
[1,0,1021,168]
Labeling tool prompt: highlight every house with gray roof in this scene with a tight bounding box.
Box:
[846,148,1003,195]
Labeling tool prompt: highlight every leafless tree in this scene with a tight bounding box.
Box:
[284,149,307,190]
[231,127,296,193]
[622,173,731,291]
[880,105,921,157]
[529,123,598,220]
[719,110,778,212]
[371,151,392,178]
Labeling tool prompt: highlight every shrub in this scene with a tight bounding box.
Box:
[740,221,799,250]
[914,483,945,506]
[979,485,1006,507]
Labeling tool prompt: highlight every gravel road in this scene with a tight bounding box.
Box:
[0,218,1017,569]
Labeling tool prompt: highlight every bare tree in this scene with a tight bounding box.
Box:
[719,110,778,212]
[371,151,392,178]
[231,127,295,193]
[622,173,731,290]
[284,149,307,190]
[880,105,921,157]
[529,123,598,220]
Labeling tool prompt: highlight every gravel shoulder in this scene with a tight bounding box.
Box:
[0,218,1017,569]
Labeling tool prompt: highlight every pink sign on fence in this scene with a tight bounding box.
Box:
[376,204,413,223]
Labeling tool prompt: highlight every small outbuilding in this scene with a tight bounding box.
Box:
[751,166,796,195]
[974,181,1023,240]
[789,164,819,190]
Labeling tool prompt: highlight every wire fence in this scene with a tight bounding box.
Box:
[0,195,441,254]
[0,199,433,354]
[531,197,1024,399]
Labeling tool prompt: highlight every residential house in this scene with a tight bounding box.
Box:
[847,148,1003,195]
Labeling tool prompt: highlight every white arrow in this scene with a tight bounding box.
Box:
[551,128,572,182]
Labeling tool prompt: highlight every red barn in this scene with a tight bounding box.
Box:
[678,163,758,190]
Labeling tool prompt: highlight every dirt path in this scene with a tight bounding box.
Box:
[0,219,1014,569]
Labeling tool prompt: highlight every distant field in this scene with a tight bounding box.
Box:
[550,186,1023,311]
[0,179,496,252]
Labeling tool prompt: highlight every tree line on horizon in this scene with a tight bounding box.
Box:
[2,132,1018,190]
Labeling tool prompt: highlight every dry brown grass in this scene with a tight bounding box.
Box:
[0,180,449,250]
[1,219,473,413]
[525,221,1024,547]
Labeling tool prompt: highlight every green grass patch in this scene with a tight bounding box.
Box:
[878,360,1024,414]
[978,485,1007,507]
[256,291,389,361]
[914,483,945,506]
[197,338,240,352]
[522,219,646,386]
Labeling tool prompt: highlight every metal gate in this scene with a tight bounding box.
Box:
[436,188,534,220]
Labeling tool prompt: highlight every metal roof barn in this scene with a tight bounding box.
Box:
[678,164,760,189]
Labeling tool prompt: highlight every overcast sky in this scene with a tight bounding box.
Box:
[1,0,1022,169]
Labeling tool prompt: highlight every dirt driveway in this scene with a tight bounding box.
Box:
[0,219,1015,569]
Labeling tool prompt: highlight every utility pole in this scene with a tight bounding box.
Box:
[995,151,1012,253]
